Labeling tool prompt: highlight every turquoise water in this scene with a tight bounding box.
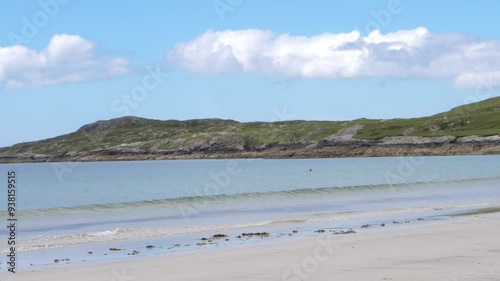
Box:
[0,156,499,268]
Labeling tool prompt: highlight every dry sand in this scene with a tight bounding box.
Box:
[5,213,500,281]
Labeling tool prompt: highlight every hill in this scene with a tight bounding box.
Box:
[1,97,500,162]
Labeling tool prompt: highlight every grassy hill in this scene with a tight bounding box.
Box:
[1,97,499,158]
[355,97,500,139]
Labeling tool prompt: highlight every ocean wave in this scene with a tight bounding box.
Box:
[0,220,274,253]
[5,176,499,217]
[5,199,499,253]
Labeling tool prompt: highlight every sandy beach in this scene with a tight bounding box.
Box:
[4,212,499,281]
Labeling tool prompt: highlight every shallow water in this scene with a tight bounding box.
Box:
[1,155,499,268]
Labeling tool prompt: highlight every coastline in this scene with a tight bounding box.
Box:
[4,212,500,281]
[2,142,500,163]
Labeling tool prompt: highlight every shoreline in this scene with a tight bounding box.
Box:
[4,211,500,280]
[2,143,500,163]
[5,199,500,272]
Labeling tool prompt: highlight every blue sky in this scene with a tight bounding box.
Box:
[1,0,499,147]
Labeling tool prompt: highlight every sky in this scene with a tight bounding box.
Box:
[1,0,499,147]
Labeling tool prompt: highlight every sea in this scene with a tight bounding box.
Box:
[1,155,499,269]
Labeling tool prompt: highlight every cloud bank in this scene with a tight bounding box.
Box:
[167,27,500,89]
[0,34,130,89]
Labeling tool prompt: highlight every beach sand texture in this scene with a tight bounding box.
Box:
[6,213,500,281]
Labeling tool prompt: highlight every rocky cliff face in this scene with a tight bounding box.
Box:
[1,132,499,163]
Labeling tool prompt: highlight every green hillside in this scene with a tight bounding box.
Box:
[1,97,499,156]
[355,97,500,139]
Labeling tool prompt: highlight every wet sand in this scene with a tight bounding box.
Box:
[4,213,500,281]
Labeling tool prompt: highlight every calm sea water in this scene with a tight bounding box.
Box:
[0,156,499,267]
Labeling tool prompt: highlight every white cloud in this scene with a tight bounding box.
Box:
[167,28,500,89]
[453,72,500,89]
[0,34,131,89]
